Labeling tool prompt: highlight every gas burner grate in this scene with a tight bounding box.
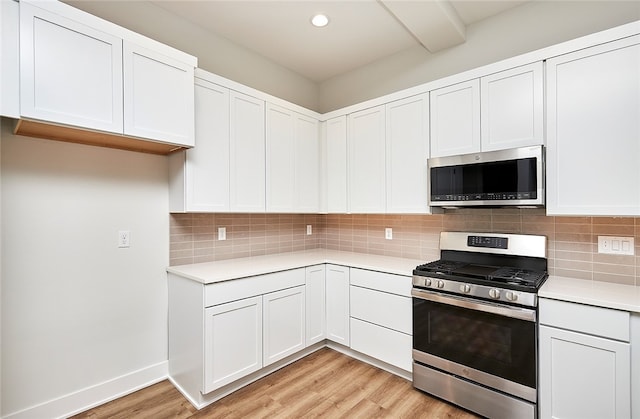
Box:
[416,260,468,275]
[488,267,547,286]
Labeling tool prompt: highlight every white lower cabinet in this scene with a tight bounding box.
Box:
[539,298,631,419]
[325,264,350,346]
[263,285,306,366]
[305,265,326,346]
[348,268,412,372]
[203,296,262,393]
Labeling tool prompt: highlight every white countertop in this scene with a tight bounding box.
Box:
[540,275,640,313]
[166,249,424,284]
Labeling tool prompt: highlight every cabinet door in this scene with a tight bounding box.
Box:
[546,36,640,215]
[326,116,348,213]
[19,1,123,133]
[204,296,262,394]
[480,62,544,151]
[295,113,320,213]
[305,265,326,346]
[326,264,350,346]
[123,42,195,146]
[539,325,631,419]
[266,104,295,212]
[385,94,430,214]
[430,79,480,157]
[230,91,266,212]
[263,286,305,366]
[348,106,386,213]
[185,79,230,211]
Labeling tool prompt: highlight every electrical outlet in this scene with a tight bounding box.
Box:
[598,236,634,255]
[306,225,312,235]
[218,227,226,241]
[118,230,130,248]
[385,228,393,240]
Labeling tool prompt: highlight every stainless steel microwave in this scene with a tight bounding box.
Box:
[428,145,545,208]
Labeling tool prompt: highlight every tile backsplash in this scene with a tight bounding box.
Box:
[170,209,640,286]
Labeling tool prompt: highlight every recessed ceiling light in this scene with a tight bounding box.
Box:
[311,14,329,28]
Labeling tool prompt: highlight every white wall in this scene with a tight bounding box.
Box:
[318,0,640,112]
[0,124,170,417]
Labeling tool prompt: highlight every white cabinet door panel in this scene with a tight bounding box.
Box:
[263,286,305,366]
[326,264,350,346]
[266,104,295,212]
[430,79,480,157]
[123,42,195,146]
[539,325,631,419]
[481,62,544,151]
[305,265,326,346]
[230,91,265,212]
[385,94,430,214]
[348,106,386,213]
[185,79,230,211]
[20,2,123,133]
[204,296,262,394]
[546,36,640,215]
[326,116,348,213]
[295,113,320,213]
[350,317,412,372]
[350,286,411,334]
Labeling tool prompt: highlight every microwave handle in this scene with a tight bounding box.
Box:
[411,288,537,322]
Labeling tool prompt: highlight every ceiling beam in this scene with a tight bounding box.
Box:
[380,0,466,53]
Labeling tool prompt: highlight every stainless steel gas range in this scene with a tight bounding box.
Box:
[412,232,548,419]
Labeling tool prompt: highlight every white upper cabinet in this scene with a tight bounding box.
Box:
[430,79,480,158]
[123,42,195,146]
[480,62,544,152]
[169,78,230,212]
[230,91,266,212]
[546,35,640,216]
[430,62,543,158]
[19,1,123,133]
[385,94,430,214]
[266,104,320,213]
[348,106,386,213]
[18,0,196,149]
[325,116,348,213]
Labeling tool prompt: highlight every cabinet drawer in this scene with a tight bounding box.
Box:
[350,317,412,372]
[350,268,412,297]
[350,285,411,334]
[540,298,630,341]
[205,268,305,307]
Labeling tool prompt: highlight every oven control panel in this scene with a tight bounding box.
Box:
[412,275,537,307]
[467,235,508,249]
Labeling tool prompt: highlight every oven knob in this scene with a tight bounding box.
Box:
[459,284,471,293]
[489,288,501,299]
[425,278,432,287]
[436,280,445,289]
[505,291,518,302]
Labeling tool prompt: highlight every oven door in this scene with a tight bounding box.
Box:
[412,288,537,402]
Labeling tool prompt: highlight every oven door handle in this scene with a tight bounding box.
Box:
[411,289,537,322]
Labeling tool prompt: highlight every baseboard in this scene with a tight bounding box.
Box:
[3,361,168,419]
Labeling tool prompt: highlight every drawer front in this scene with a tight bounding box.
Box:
[350,268,412,297]
[205,268,305,307]
[350,285,411,334]
[540,298,630,341]
[350,317,412,372]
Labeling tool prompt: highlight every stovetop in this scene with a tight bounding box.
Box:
[414,260,548,289]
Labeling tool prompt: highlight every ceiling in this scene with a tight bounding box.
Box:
[84,0,530,83]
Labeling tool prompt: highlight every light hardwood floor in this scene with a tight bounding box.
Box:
[72,348,481,418]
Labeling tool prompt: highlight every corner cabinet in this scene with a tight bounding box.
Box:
[266,104,320,213]
[539,298,631,419]
[430,62,543,158]
[18,0,196,150]
[546,35,640,216]
[324,116,348,213]
[305,265,326,346]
